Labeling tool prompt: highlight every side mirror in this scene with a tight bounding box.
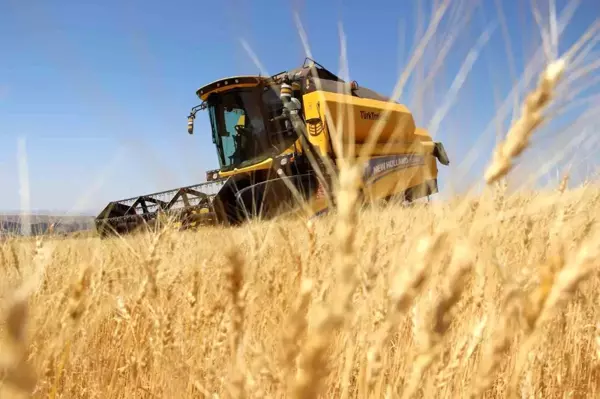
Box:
[433,142,450,165]
[187,116,194,135]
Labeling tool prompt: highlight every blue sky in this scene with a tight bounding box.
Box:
[0,0,598,215]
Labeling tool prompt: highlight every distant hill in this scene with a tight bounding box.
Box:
[0,213,96,236]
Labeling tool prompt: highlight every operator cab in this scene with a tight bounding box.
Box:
[188,76,298,172]
[186,59,358,177]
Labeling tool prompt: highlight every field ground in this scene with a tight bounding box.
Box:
[1,183,599,398]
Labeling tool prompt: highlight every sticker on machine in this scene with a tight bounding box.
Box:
[364,154,425,181]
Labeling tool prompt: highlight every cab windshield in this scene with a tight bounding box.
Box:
[207,85,296,170]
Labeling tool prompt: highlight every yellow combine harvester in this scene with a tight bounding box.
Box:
[95,58,449,236]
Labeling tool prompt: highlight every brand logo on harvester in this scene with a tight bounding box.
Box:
[360,110,381,120]
[365,154,424,180]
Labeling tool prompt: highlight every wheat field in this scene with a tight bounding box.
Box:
[0,184,600,398]
[2,1,600,398]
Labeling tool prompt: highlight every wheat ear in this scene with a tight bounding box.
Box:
[484,59,566,184]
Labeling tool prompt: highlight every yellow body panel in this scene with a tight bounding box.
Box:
[414,127,432,142]
[218,157,274,177]
[302,90,418,145]
[301,89,438,207]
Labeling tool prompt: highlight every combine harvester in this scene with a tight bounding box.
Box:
[95,58,450,237]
